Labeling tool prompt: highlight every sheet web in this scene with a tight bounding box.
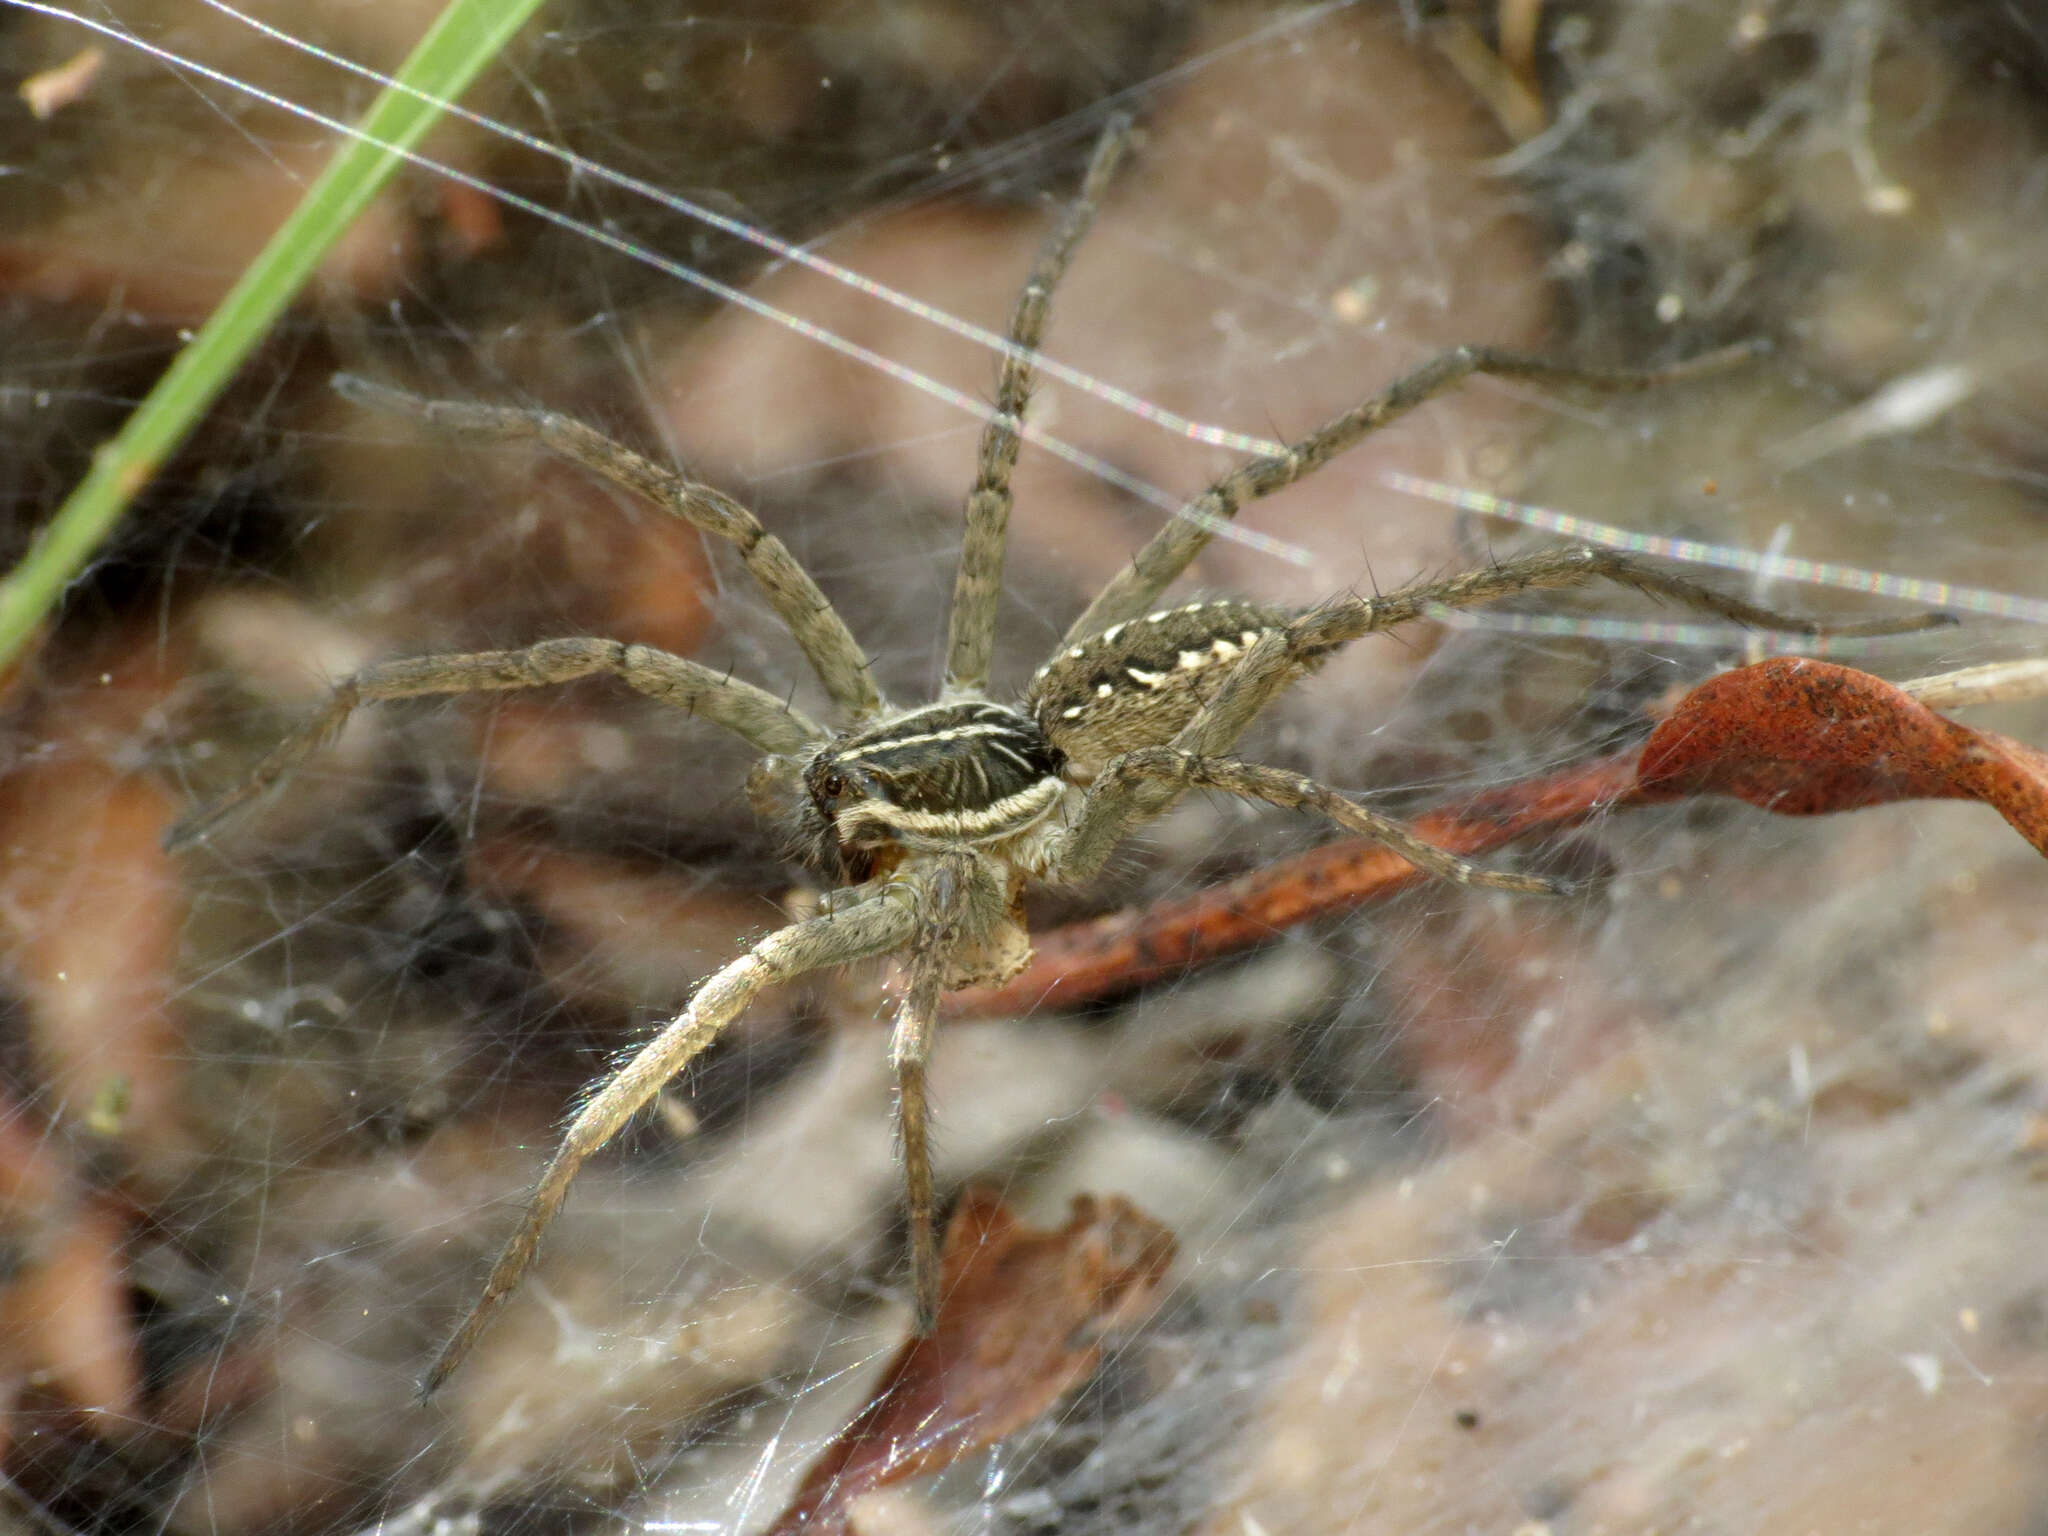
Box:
[2,2,2047,1532]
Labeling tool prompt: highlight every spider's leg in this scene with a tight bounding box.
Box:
[419,880,920,1399]
[1059,341,1764,649]
[891,957,943,1333]
[943,116,1131,696]
[1284,545,1954,660]
[334,374,885,718]
[890,908,946,1333]
[1100,748,1565,893]
[166,638,826,849]
[884,850,1001,1333]
[1144,546,1953,779]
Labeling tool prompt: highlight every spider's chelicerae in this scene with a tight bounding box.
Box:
[168,118,1944,1395]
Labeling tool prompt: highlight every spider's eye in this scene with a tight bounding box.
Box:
[819,771,846,799]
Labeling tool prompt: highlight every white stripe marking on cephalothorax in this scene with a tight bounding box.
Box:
[839,775,1063,841]
[985,738,1036,773]
[843,719,1033,757]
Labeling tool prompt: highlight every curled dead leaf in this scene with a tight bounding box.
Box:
[769,1190,1177,1534]
[1634,657,2048,853]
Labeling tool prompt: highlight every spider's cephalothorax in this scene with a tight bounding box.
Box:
[165,115,1945,1395]
[799,701,1070,884]
[794,596,1308,886]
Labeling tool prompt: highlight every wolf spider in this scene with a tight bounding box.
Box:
[167,117,1942,1395]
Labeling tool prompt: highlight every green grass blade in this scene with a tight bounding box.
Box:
[0,0,548,668]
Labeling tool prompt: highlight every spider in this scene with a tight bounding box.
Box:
[166,116,1943,1396]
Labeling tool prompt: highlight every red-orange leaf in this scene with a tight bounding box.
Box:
[1636,657,2048,852]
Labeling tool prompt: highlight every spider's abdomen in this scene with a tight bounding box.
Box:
[803,702,1067,876]
[1026,598,1294,772]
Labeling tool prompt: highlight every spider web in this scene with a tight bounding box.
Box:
[2,2,2047,1532]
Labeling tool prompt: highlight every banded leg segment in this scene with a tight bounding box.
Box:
[1059,341,1766,650]
[944,116,1132,695]
[420,881,920,1398]
[334,375,884,718]
[1183,545,1955,766]
[166,637,825,849]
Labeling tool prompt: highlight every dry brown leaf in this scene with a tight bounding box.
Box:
[769,1190,1177,1535]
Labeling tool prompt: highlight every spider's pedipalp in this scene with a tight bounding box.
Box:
[334,374,884,719]
[944,114,1133,696]
[419,878,920,1399]
[164,637,825,851]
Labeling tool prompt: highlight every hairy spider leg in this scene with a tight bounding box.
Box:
[164,637,825,850]
[944,115,1133,696]
[1059,339,1770,650]
[886,850,1006,1331]
[333,374,886,720]
[419,878,921,1399]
